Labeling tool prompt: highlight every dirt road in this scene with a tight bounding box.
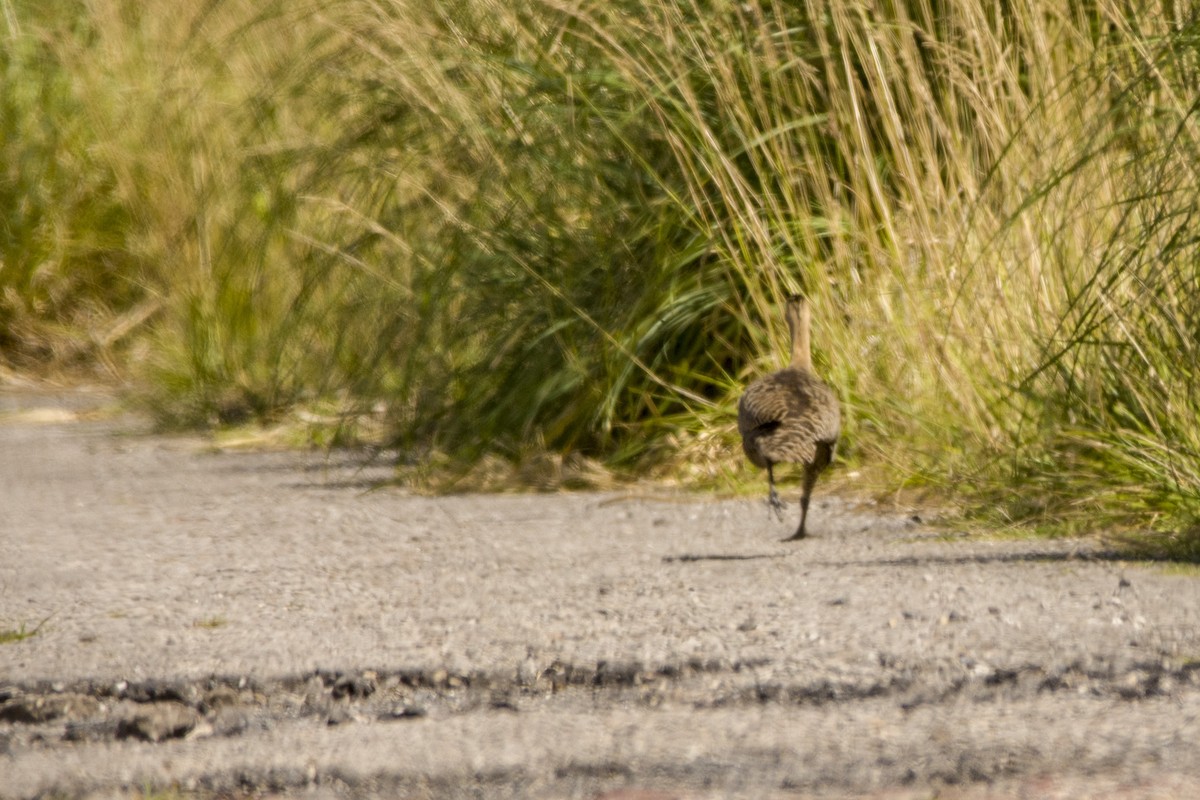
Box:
[3,388,1200,799]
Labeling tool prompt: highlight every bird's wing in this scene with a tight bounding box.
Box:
[737,379,790,438]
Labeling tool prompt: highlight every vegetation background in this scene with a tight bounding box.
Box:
[3,0,1199,555]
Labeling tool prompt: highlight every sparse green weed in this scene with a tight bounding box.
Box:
[0,625,37,644]
[0,614,52,644]
[192,616,228,630]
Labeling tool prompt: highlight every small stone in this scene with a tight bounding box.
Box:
[325,707,355,726]
[489,692,519,712]
[211,706,251,736]
[0,693,101,724]
[516,658,539,686]
[185,720,215,740]
[63,718,118,742]
[116,702,199,742]
[379,704,426,721]
[202,686,241,711]
[123,679,194,705]
[331,674,376,700]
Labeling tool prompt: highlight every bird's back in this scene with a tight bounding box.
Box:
[738,367,840,468]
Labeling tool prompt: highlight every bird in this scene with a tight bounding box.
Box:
[737,294,841,541]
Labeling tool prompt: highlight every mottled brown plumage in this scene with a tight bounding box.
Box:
[738,296,840,540]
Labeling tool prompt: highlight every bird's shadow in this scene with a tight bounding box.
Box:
[662,553,788,563]
[663,548,1127,567]
[813,549,1127,569]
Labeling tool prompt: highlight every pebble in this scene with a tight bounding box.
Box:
[116,702,199,742]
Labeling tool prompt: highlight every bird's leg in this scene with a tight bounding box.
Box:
[782,465,817,542]
[766,462,787,522]
[781,494,810,541]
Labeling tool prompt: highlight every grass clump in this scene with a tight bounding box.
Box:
[4,1,1200,553]
[978,6,1200,535]
[0,625,38,645]
[0,614,52,644]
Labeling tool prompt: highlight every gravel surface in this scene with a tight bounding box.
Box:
[3,388,1200,799]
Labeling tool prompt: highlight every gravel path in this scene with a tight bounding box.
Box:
[3,388,1200,799]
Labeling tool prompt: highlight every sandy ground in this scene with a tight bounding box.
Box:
[3,387,1200,799]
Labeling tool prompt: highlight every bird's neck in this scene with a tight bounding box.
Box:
[788,304,812,371]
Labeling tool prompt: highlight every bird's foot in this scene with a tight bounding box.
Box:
[766,487,788,522]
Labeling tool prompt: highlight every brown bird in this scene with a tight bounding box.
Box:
[737,295,841,540]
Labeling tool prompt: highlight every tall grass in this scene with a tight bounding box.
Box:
[4,0,1200,548]
[996,6,1200,544]
[0,0,149,368]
